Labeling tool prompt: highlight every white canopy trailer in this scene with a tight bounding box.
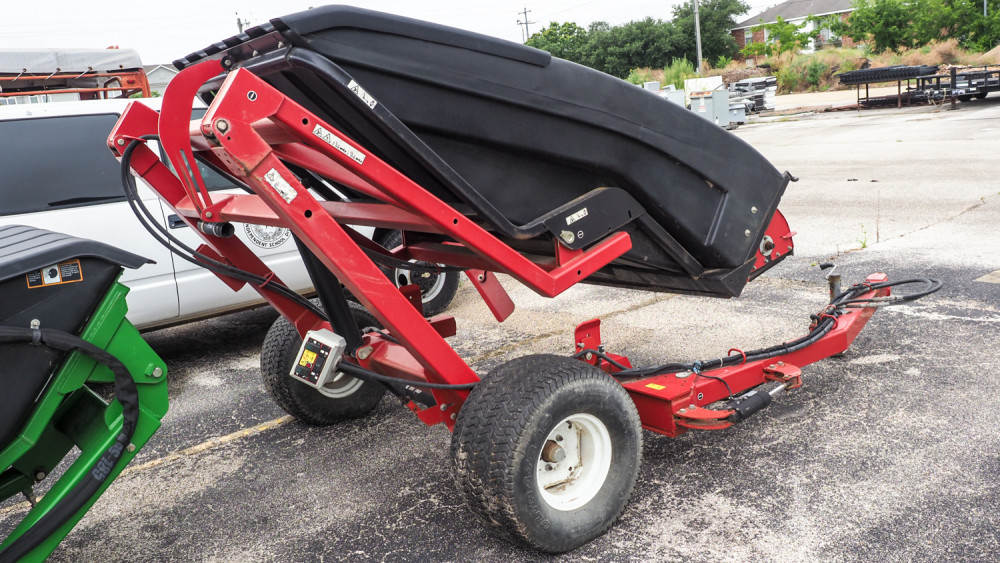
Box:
[0,48,150,103]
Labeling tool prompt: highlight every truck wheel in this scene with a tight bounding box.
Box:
[451,355,642,553]
[378,230,459,316]
[260,300,385,425]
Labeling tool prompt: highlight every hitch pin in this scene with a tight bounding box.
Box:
[819,263,841,303]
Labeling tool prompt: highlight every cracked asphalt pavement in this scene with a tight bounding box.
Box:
[3,97,999,562]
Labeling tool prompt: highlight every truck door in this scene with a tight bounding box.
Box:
[0,112,179,329]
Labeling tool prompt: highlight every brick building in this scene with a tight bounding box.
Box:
[731,0,856,58]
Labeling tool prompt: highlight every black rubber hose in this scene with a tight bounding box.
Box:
[0,327,139,563]
[119,137,327,320]
[615,277,942,379]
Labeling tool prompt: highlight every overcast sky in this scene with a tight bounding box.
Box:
[0,0,773,65]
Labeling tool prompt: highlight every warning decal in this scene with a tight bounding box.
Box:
[26,259,84,289]
[347,80,378,110]
[312,124,366,165]
[263,168,298,204]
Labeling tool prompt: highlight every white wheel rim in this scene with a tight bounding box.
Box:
[315,371,363,399]
[394,265,447,304]
[536,413,612,511]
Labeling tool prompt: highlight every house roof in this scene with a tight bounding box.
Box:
[735,0,853,29]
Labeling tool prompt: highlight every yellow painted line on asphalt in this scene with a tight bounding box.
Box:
[975,270,1000,284]
[0,415,293,517]
[120,415,293,477]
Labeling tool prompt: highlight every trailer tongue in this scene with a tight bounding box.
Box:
[1,6,940,558]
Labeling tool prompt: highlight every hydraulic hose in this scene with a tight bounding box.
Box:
[606,276,942,380]
[0,326,139,563]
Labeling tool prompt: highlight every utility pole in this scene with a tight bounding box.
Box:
[236,12,251,33]
[517,7,535,42]
[693,0,704,74]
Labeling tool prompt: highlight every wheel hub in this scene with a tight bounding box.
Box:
[315,371,363,399]
[394,265,446,302]
[536,414,612,511]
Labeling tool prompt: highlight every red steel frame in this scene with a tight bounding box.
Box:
[109,59,888,432]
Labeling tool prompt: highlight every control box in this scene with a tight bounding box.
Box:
[290,329,347,389]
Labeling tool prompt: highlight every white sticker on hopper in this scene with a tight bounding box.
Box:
[566,207,589,226]
[264,168,298,203]
[312,124,366,164]
[347,79,378,109]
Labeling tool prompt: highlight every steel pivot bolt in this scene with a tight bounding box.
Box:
[584,352,594,361]
[127,443,136,453]
[356,346,374,360]
[215,119,230,134]
[116,138,125,146]
[34,471,46,481]
[151,367,164,378]
[30,319,40,329]
[745,229,752,237]
[751,206,758,214]
[560,231,575,244]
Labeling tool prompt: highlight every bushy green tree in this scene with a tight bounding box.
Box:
[961,3,1000,51]
[583,18,679,77]
[524,0,749,78]
[671,0,750,66]
[842,0,1000,52]
[741,16,821,57]
[841,0,912,52]
[525,22,589,61]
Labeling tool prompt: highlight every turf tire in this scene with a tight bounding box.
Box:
[451,354,642,553]
[260,300,385,425]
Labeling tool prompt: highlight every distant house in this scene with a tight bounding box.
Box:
[144,64,179,96]
[731,0,856,57]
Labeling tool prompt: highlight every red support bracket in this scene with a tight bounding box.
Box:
[674,405,734,431]
[573,319,632,373]
[763,361,802,390]
[399,284,424,316]
[466,270,515,322]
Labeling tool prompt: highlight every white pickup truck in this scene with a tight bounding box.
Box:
[0,98,458,330]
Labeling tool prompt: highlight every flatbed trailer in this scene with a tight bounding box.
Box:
[837,65,999,108]
[914,66,1000,101]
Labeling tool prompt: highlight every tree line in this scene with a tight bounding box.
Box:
[525,0,749,78]
[840,0,1000,53]
[526,0,999,79]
